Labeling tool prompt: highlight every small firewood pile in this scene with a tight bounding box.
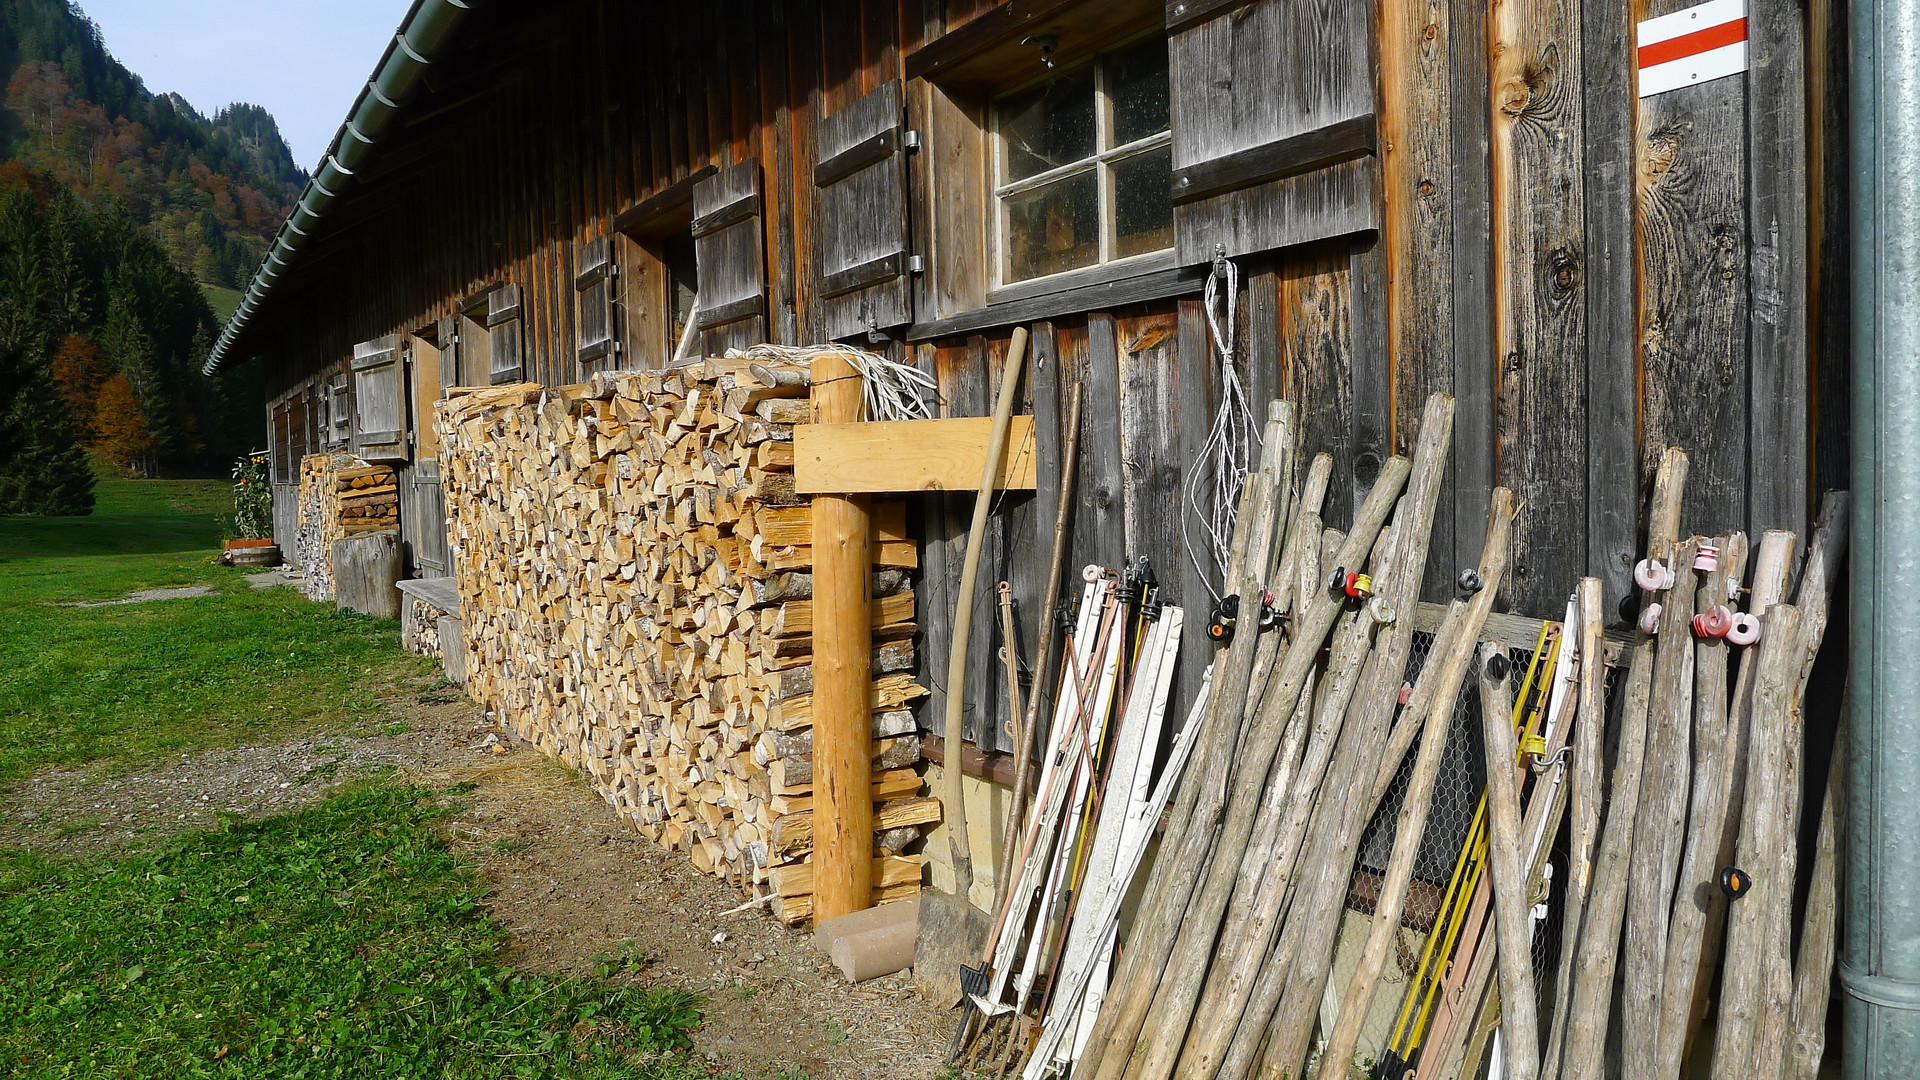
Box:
[433,360,933,921]
[295,453,398,601]
[401,598,443,659]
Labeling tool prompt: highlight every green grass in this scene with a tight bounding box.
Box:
[0,478,438,783]
[0,783,708,1078]
[200,282,243,323]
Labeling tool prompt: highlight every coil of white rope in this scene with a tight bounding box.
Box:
[724,342,936,422]
[1181,248,1261,604]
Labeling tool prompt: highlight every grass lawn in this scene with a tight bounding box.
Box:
[0,479,439,783]
[0,481,718,1078]
[0,784,705,1078]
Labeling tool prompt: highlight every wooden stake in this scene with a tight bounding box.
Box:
[811,350,874,923]
[1617,536,1703,1078]
[1556,446,1687,1080]
[1476,641,1539,1080]
[1710,602,1803,1076]
[1652,529,1794,1073]
[1312,491,1514,1080]
[1075,410,1294,1080]
[1785,685,1846,1080]
[1747,493,1849,1077]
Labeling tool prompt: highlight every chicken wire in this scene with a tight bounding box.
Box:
[1334,628,1609,1079]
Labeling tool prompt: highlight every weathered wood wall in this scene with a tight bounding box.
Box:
[250,0,1847,753]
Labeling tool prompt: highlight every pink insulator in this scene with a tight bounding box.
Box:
[1639,603,1664,635]
[1634,558,1676,592]
[1727,612,1762,646]
[1694,543,1721,572]
[1692,605,1734,638]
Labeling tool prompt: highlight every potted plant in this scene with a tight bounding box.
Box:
[225,452,280,567]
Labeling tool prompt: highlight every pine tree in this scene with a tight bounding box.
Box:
[0,344,92,514]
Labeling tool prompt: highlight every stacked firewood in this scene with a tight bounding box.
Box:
[401,598,443,659]
[433,361,933,922]
[295,453,397,601]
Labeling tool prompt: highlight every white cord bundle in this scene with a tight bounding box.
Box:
[1181,251,1261,603]
[723,342,936,422]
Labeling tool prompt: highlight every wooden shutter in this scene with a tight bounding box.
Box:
[328,376,350,449]
[575,236,620,372]
[1166,0,1380,262]
[691,161,766,355]
[351,334,409,462]
[814,80,913,340]
[487,284,525,384]
[438,316,461,388]
[273,402,292,483]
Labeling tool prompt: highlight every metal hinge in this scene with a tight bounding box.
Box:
[909,254,925,275]
[902,129,921,152]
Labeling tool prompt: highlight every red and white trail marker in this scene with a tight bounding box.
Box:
[1637,0,1749,98]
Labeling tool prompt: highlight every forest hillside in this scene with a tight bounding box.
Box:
[0,0,304,512]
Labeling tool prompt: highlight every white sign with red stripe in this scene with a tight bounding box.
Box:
[1637,0,1749,98]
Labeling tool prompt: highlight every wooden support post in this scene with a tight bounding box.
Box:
[811,350,873,924]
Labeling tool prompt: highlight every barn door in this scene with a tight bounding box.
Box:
[691,160,766,357]
[1166,0,1379,261]
[575,235,620,373]
[351,334,409,462]
[814,79,913,340]
[487,284,525,384]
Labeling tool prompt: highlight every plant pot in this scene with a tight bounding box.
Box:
[228,543,281,568]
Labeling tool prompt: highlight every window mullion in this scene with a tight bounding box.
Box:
[1095,58,1114,264]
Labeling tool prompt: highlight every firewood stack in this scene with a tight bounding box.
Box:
[295,453,398,601]
[433,360,934,922]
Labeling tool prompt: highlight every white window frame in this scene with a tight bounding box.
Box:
[990,38,1173,291]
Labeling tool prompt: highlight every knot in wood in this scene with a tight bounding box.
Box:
[1417,178,1437,199]
[1499,78,1529,118]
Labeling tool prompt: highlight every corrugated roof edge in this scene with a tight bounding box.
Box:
[203,0,476,376]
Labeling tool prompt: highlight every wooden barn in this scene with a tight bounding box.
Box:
[205,0,1862,1075]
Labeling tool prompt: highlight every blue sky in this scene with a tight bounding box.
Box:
[74,0,411,173]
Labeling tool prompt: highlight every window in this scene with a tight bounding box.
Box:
[992,36,1172,287]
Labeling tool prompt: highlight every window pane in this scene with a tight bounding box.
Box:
[1108,38,1170,147]
[1112,146,1173,260]
[1004,171,1099,283]
[999,67,1096,183]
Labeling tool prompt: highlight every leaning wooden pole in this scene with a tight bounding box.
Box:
[942,326,1030,906]
[1476,641,1539,1080]
[1556,445,1687,1080]
[811,350,874,923]
[1541,578,1607,1080]
[1313,490,1512,1080]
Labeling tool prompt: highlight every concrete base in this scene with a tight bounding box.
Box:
[815,898,919,984]
[331,532,402,620]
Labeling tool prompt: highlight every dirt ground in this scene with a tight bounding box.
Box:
[0,673,954,1079]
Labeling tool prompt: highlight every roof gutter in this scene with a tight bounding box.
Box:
[203,0,474,375]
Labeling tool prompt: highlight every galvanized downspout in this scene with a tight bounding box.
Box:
[1847,0,1920,1073]
[202,0,472,375]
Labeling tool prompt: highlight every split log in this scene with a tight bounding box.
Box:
[1785,687,1847,1080]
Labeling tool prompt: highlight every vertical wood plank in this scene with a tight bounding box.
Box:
[1174,297,1214,728]
[1118,310,1184,598]
[1489,0,1588,616]
[1383,0,1461,604]
[916,340,955,740]
[1637,0,1750,539]
[1077,313,1126,572]
[1280,242,1355,525]
[1028,320,1064,755]
[1350,234,1391,500]
[1582,0,1639,620]
[1247,266,1282,415]
[1746,0,1809,538]
[1450,0,1496,580]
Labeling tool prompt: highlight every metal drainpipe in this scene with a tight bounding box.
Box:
[1848,0,1920,1073]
